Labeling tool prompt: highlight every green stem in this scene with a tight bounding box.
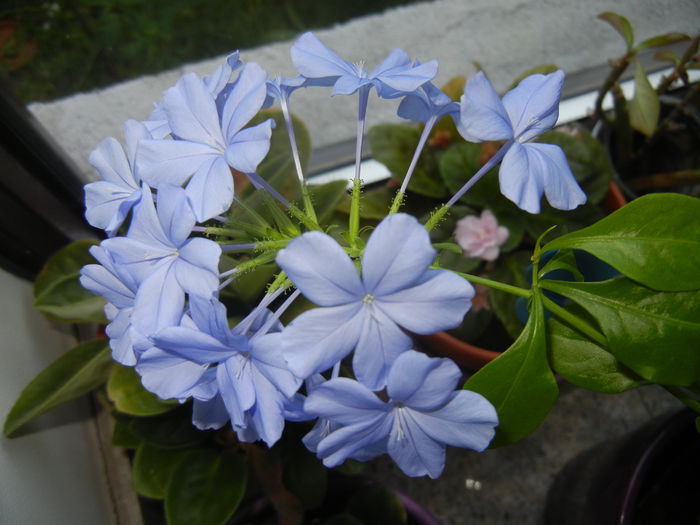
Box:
[348,177,362,246]
[437,268,532,299]
[594,53,633,120]
[424,204,450,232]
[540,295,608,347]
[288,204,322,231]
[389,191,405,215]
[206,224,268,239]
[664,385,700,415]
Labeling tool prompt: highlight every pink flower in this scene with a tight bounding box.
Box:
[454,210,509,261]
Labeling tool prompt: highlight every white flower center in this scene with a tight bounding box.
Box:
[362,293,375,305]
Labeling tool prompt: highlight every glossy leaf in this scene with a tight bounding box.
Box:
[543,193,700,291]
[628,60,659,137]
[3,339,112,437]
[465,295,558,446]
[165,449,247,525]
[598,12,634,50]
[33,239,106,323]
[112,414,142,449]
[543,277,700,386]
[368,123,446,198]
[635,32,690,52]
[548,313,643,393]
[107,364,177,416]
[132,442,190,499]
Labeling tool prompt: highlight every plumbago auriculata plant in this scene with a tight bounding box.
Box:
[5,32,700,487]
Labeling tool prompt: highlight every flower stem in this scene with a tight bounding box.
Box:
[280,96,318,223]
[354,86,370,182]
[664,385,700,415]
[540,295,608,347]
[438,268,532,299]
[446,141,510,207]
[389,115,438,213]
[348,177,362,247]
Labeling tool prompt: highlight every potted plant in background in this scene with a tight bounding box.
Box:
[591,11,699,200]
[3,20,699,525]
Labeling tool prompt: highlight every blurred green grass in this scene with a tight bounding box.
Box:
[0,0,425,103]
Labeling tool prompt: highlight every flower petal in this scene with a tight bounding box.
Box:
[88,137,135,187]
[184,156,234,221]
[362,213,436,297]
[458,71,513,142]
[290,32,356,80]
[155,184,196,246]
[224,119,273,174]
[386,351,462,410]
[498,141,546,214]
[408,390,498,451]
[377,270,474,334]
[162,72,225,148]
[217,355,255,427]
[152,326,235,363]
[221,62,268,141]
[136,139,222,188]
[304,377,388,426]
[193,395,229,430]
[281,303,364,379]
[503,70,564,142]
[352,306,412,390]
[250,332,302,398]
[528,143,587,211]
[316,416,392,468]
[276,231,363,306]
[136,347,208,400]
[131,261,184,335]
[388,409,446,478]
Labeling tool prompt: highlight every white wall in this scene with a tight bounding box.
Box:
[0,268,114,524]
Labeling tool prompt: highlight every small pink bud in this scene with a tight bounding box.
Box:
[454,210,509,261]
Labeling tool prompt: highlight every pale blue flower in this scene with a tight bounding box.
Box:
[290,32,438,97]
[457,71,586,213]
[84,120,150,236]
[276,213,474,390]
[304,350,498,478]
[397,81,459,123]
[145,52,243,139]
[136,62,273,221]
[151,296,302,446]
[101,184,221,336]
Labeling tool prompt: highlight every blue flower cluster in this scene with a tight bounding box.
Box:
[80,32,585,478]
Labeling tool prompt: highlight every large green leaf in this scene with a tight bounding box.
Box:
[132,442,191,499]
[165,449,247,525]
[309,180,349,224]
[282,448,327,510]
[347,484,407,525]
[543,193,700,291]
[129,405,214,449]
[107,364,177,416]
[548,313,643,394]
[635,32,690,52]
[33,240,106,323]
[368,123,446,198]
[542,277,700,386]
[628,60,660,137]
[489,251,529,340]
[464,296,558,446]
[3,339,112,437]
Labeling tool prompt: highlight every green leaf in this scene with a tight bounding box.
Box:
[368,123,446,198]
[539,249,584,282]
[282,449,327,510]
[543,193,700,291]
[507,64,560,91]
[635,32,690,52]
[324,514,363,525]
[165,449,247,525]
[107,364,177,416]
[129,405,213,449]
[309,180,348,224]
[628,60,660,137]
[112,414,142,449]
[542,277,700,386]
[598,12,634,50]
[33,239,106,323]
[548,313,643,393]
[3,339,112,437]
[336,185,394,220]
[132,442,190,499]
[465,296,558,446]
[537,127,613,205]
[347,484,407,525]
